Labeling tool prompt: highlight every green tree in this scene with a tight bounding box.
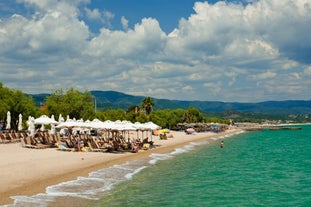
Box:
[0,83,39,130]
[11,91,39,129]
[136,113,149,123]
[100,109,126,121]
[168,109,187,128]
[127,105,140,113]
[45,88,95,120]
[183,106,204,123]
[125,111,138,123]
[149,109,171,128]
[141,97,155,115]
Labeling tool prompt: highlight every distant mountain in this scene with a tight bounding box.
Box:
[91,90,145,110]
[29,90,311,114]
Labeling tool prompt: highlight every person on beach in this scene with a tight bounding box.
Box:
[220,140,224,148]
[131,142,139,153]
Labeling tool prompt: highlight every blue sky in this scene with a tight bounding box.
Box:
[1,0,311,102]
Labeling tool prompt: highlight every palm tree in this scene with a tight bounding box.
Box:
[142,97,155,116]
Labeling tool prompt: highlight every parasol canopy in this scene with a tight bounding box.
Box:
[6,111,11,130]
[18,114,23,131]
[34,115,58,125]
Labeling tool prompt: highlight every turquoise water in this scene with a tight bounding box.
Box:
[92,125,311,207]
[4,125,311,207]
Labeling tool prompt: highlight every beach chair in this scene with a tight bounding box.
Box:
[20,135,46,149]
[36,131,51,146]
[4,132,13,143]
[56,142,73,151]
[87,140,104,152]
[0,133,10,143]
[9,132,20,143]
[29,137,51,149]
[48,134,57,146]
[20,136,37,148]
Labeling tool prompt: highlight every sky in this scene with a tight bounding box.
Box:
[0,0,311,102]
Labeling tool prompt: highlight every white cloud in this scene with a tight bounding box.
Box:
[87,17,166,59]
[1,0,311,102]
[304,66,311,76]
[251,71,277,80]
[121,16,129,31]
[85,7,101,20]
[103,10,114,19]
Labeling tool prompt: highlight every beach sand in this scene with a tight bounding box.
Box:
[0,128,241,205]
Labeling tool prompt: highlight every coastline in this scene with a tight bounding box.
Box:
[0,128,242,206]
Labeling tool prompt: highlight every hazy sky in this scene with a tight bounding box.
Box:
[1,0,311,102]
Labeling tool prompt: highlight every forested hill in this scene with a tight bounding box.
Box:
[30,90,311,114]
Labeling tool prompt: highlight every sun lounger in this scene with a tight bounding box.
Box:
[30,137,51,149]
[9,132,20,143]
[87,141,104,152]
[0,133,11,144]
[20,136,47,149]
[51,134,60,146]
[20,136,37,148]
[56,142,73,151]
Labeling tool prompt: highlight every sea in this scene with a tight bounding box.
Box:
[3,124,311,207]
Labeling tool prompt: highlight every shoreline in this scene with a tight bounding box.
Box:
[0,128,242,206]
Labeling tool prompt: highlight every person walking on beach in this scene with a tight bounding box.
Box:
[220,140,224,148]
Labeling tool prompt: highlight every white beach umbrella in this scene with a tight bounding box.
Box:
[51,115,56,122]
[109,120,134,131]
[86,119,105,129]
[6,111,11,130]
[143,121,161,130]
[50,124,56,135]
[101,120,116,130]
[112,120,123,130]
[117,120,136,140]
[56,119,78,128]
[132,122,147,141]
[18,114,23,131]
[40,124,45,131]
[58,114,64,123]
[120,120,136,131]
[133,122,148,130]
[28,117,35,137]
[35,115,58,131]
[34,115,58,125]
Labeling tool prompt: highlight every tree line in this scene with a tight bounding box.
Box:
[0,83,229,130]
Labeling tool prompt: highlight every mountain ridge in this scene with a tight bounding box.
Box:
[30,90,311,114]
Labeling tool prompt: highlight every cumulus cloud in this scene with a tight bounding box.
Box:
[251,71,277,80]
[121,16,129,31]
[304,66,311,76]
[87,17,166,60]
[85,7,101,20]
[1,0,311,102]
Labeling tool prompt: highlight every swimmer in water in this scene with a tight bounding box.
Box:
[220,140,224,148]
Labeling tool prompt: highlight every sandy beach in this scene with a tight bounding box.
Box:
[0,128,241,205]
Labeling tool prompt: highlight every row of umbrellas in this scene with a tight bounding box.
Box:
[55,119,161,131]
[4,112,161,134]
[27,114,160,133]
